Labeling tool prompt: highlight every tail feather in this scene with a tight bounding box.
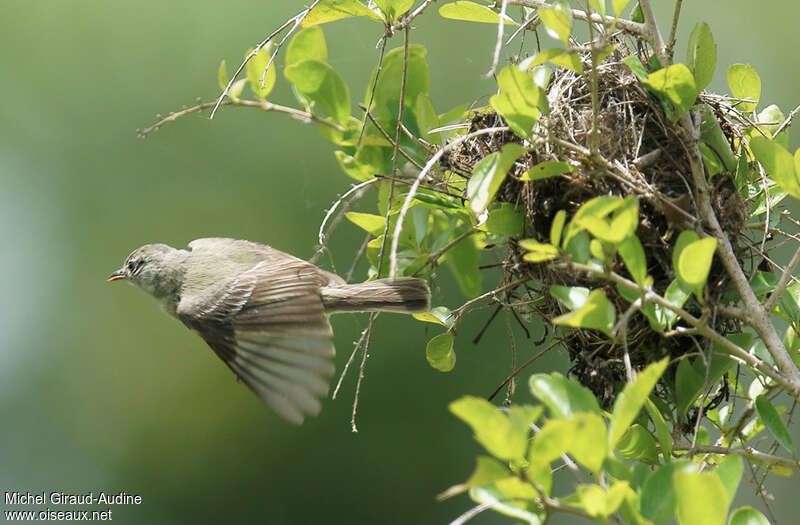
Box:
[320,277,430,314]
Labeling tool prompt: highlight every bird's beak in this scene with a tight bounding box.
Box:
[107,268,127,282]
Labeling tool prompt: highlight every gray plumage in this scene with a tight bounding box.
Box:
[108,237,430,424]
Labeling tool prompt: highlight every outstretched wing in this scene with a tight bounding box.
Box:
[177,255,337,424]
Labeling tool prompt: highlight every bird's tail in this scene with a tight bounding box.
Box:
[320,277,430,314]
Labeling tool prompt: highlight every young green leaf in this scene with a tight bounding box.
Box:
[467,143,526,215]
[485,203,524,236]
[676,237,717,289]
[519,239,559,262]
[426,332,456,372]
[612,0,632,17]
[413,305,453,327]
[623,55,648,82]
[438,1,517,25]
[367,45,429,114]
[302,0,384,27]
[750,136,800,199]
[490,65,547,138]
[245,45,277,100]
[228,78,247,102]
[587,0,606,17]
[438,455,510,500]
[373,0,414,20]
[755,394,797,459]
[715,455,743,503]
[643,64,699,119]
[699,105,736,173]
[529,413,607,473]
[640,461,697,525]
[217,60,228,91]
[674,471,729,525]
[686,22,716,90]
[284,59,351,124]
[519,160,574,181]
[529,372,601,418]
[519,48,583,74]
[449,396,529,461]
[727,64,761,112]
[645,399,673,461]
[728,507,771,525]
[609,358,669,450]
[618,235,648,287]
[286,26,328,66]
[445,229,483,298]
[549,285,590,311]
[575,481,632,519]
[675,358,706,418]
[538,2,572,45]
[552,289,616,337]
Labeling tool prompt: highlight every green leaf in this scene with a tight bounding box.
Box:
[654,278,691,330]
[616,424,659,464]
[612,0,632,17]
[576,195,639,244]
[490,65,547,138]
[467,143,526,215]
[609,358,669,449]
[438,1,517,25]
[623,55,648,82]
[619,235,648,287]
[676,237,717,288]
[485,203,524,236]
[426,332,456,372]
[674,471,729,525]
[529,413,607,473]
[302,0,383,27]
[217,60,228,91]
[727,64,761,112]
[675,358,705,418]
[564,230,590,263]
[645,398,673,460]
[728,507,771,525]
[755,394,797,459]
[519,239,559,262]
[552,289,616,336]
[373,0,414,19]
[529,372,601,418]
[367,45,429,114]
[640,461,697,525]
[413,305,453,327]
[345,211,385,235]
[758,104,789,147]
[445,229,482,298]
[716,455,743,503]
[550,209,567,246]
[643,64,699,119]
[750,136,800,199]
[519,48,583,74]
[286,26,328,66]
[245,45,277,100]
[228,78,246,101]
[686,22,716,90]
[285,59,350,124]
[469,486,545,524]
[450,396,529,461]
[538,2,572,45]
[334,145,390,181]
[519,160,574,181]
[550,285,589,311]
[576,481,632,518]
[415,93,440,144]
[587,0,606,17]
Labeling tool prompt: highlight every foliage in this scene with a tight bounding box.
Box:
[143,0,800,523]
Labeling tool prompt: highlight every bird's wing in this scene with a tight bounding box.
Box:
[177,256,336,424]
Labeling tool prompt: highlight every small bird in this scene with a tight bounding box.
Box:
[108,238,430,423]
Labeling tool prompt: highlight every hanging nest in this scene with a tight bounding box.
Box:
[442,45,751,411]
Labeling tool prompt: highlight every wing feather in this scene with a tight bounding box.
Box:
[178,253,337,423]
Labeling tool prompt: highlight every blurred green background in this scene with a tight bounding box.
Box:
[1,1,798,523]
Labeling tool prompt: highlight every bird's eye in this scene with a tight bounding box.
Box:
[127,259,144,273]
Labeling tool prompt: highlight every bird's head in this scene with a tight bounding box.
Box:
[107,243,185,300]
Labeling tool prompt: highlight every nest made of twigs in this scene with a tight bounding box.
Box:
[443,45,750,410]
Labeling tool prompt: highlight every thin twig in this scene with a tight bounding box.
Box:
[666,0,684,60]
[316,179,378,250]
[138,99,345,138]
[358,103,424,170]
[511,0,647,36]
[486,0,509,78]
[351,313,378,432]
[358,36,388,146]
[488,338,562,401]
[673,443,800,471]
[763,243,800,312]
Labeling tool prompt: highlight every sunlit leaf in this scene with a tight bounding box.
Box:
[345,211,385,235]
[438,1,517,25]
[716,455,743,503]
[285,59,350,124]
[640,460,697,525]
[245,45,277,100]
[519,160,574,181]
[550,285,590,311]
[529,372,601,418]
[623,55,648,82]
[645,399,673,460]
[367,45,430,114]
[612,0,632,17]
[643,63,699,119]
[519,48,583,74]
[750,136,800,199]
[302,0,383,27]
[485,203,524,236]
[450,396,529,461]
[728,506,771,525]
[286,26,328,66]
[674,471,729,525]
[609,358,668,450]
[552,289,615,336]
[619,235,648,287]
[373,0,414,20]
[686,22,716,90]
[519,239,559,262]
[413,305,453,327]
[550,209,567,247]
[616,424,659,464]
[727,64,761,112]
[490,66,547,138]
[538,2,572,45]
[676,236,717,289]
[426,332,456,372]
[217,60,228,91]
